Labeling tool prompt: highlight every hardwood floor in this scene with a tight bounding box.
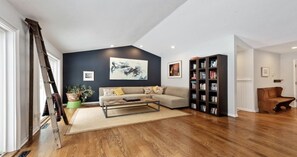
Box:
[10,107,297,157]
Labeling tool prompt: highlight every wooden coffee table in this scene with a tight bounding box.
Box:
[102,98,160,118]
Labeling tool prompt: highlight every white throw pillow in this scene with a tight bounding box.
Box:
[103,88,115,96]
[144,87,153,94]
[153,86,163,95]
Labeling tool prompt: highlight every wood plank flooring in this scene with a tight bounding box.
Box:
[10,107,297,157]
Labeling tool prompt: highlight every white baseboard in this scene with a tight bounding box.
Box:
[237,107,257,112]
[228,113,238,117]
[81,101,99,105]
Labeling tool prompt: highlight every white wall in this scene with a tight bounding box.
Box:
[254,50,281,111]
[254,50,280,88]
[134,0,237,116]
[0,0,63,152]
[280,52,297,107]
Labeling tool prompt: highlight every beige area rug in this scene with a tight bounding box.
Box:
[66,105,190,135]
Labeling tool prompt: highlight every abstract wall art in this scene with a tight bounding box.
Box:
[110,57,148,80]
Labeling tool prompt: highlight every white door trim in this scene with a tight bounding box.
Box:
[293,60,297,107]
[0,17,20,152]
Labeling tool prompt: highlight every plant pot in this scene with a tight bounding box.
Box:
[66,93,80,102]
[67,100,81,108]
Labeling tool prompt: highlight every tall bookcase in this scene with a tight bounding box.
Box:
[189,54,227,116]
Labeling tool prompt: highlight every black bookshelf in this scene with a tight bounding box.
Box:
[189,54,227,116]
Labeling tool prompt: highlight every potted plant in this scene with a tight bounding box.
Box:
[66,85,95,108]
[79,85,95,102]
[66,85,81,102]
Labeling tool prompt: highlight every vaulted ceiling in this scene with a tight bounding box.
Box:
[8,0,297,54]
[8,0,186,52]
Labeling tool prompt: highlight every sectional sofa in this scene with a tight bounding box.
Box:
[99,86,189,109]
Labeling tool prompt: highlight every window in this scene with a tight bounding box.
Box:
[0,26,6,156]
[39,54,60,121]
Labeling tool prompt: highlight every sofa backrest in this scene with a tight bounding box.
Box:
[257,87,282,101]
[99,86,145,97]
[164,86,189,99]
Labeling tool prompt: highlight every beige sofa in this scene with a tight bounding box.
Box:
[99,86,189,109]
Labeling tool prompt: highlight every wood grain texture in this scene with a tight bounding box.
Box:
[10,107,297,157]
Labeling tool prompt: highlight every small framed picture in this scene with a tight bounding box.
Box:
[261,67,269,77]
[168,60,182,78]
[83,71,94,81]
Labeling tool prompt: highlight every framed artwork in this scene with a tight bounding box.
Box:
[110,57,148,80]
[83,71,94,81]
[261,67,269,77]
[168,60,182,78]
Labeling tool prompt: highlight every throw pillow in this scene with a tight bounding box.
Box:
[103,88,115,96]
[144,87,153,94]
[153,86,163,95]
[113,87,125,95]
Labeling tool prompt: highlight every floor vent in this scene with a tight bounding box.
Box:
[18,150,30,157]
[41,123,49,129]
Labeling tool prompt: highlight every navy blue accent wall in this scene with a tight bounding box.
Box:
[63,46,161,103]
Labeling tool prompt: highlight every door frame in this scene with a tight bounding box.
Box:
[293,60,297,107]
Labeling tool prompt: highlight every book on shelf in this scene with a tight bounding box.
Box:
[191,103,197,109]
[193,64,196,70]
[200,95,206,101]
[191,81,196,89]
[200,105,206,112]
[210,107,217,114]
[191,72,196,79]
[210,96,217,103]
[200,61,206,68]
[200,72,206,79]
[199,83,206,90]
[192,94,196,99]
[209,70,217,79]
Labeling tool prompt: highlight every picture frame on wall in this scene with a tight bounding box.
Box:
[109,57,148,80]
[83,71,94,81]
[261,67,269,77]
[168,60,182,78]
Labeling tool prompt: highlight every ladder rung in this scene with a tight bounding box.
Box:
[53,129,59,133]
[44,81,55,84]
[41,65,51,70]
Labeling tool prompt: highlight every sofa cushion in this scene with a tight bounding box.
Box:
[143,87,153,94]
[164,86,188,99]
[153,86,163,94]
[103,88,115,96]
[114,87,125,95]
[122,87,144,94]
[152,94,188,109]
[99,94,149,105]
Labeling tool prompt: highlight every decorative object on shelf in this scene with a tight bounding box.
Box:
[168,60,182,78]
[261,67,269,77]
[110,57,148,80]
[83,71,94,81]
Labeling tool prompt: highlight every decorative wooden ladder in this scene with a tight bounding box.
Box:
[25,18,69,148]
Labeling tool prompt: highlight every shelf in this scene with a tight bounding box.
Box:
[190,69,196,72]
[189,54,227,116]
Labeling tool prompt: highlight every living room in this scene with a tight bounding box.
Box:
[2,0,297,156]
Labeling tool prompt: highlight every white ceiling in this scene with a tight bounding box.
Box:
[7,0,297,55]
[8,0,186,53]
[134,0,297,56]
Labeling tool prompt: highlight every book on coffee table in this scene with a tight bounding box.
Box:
[123,97,141,102]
